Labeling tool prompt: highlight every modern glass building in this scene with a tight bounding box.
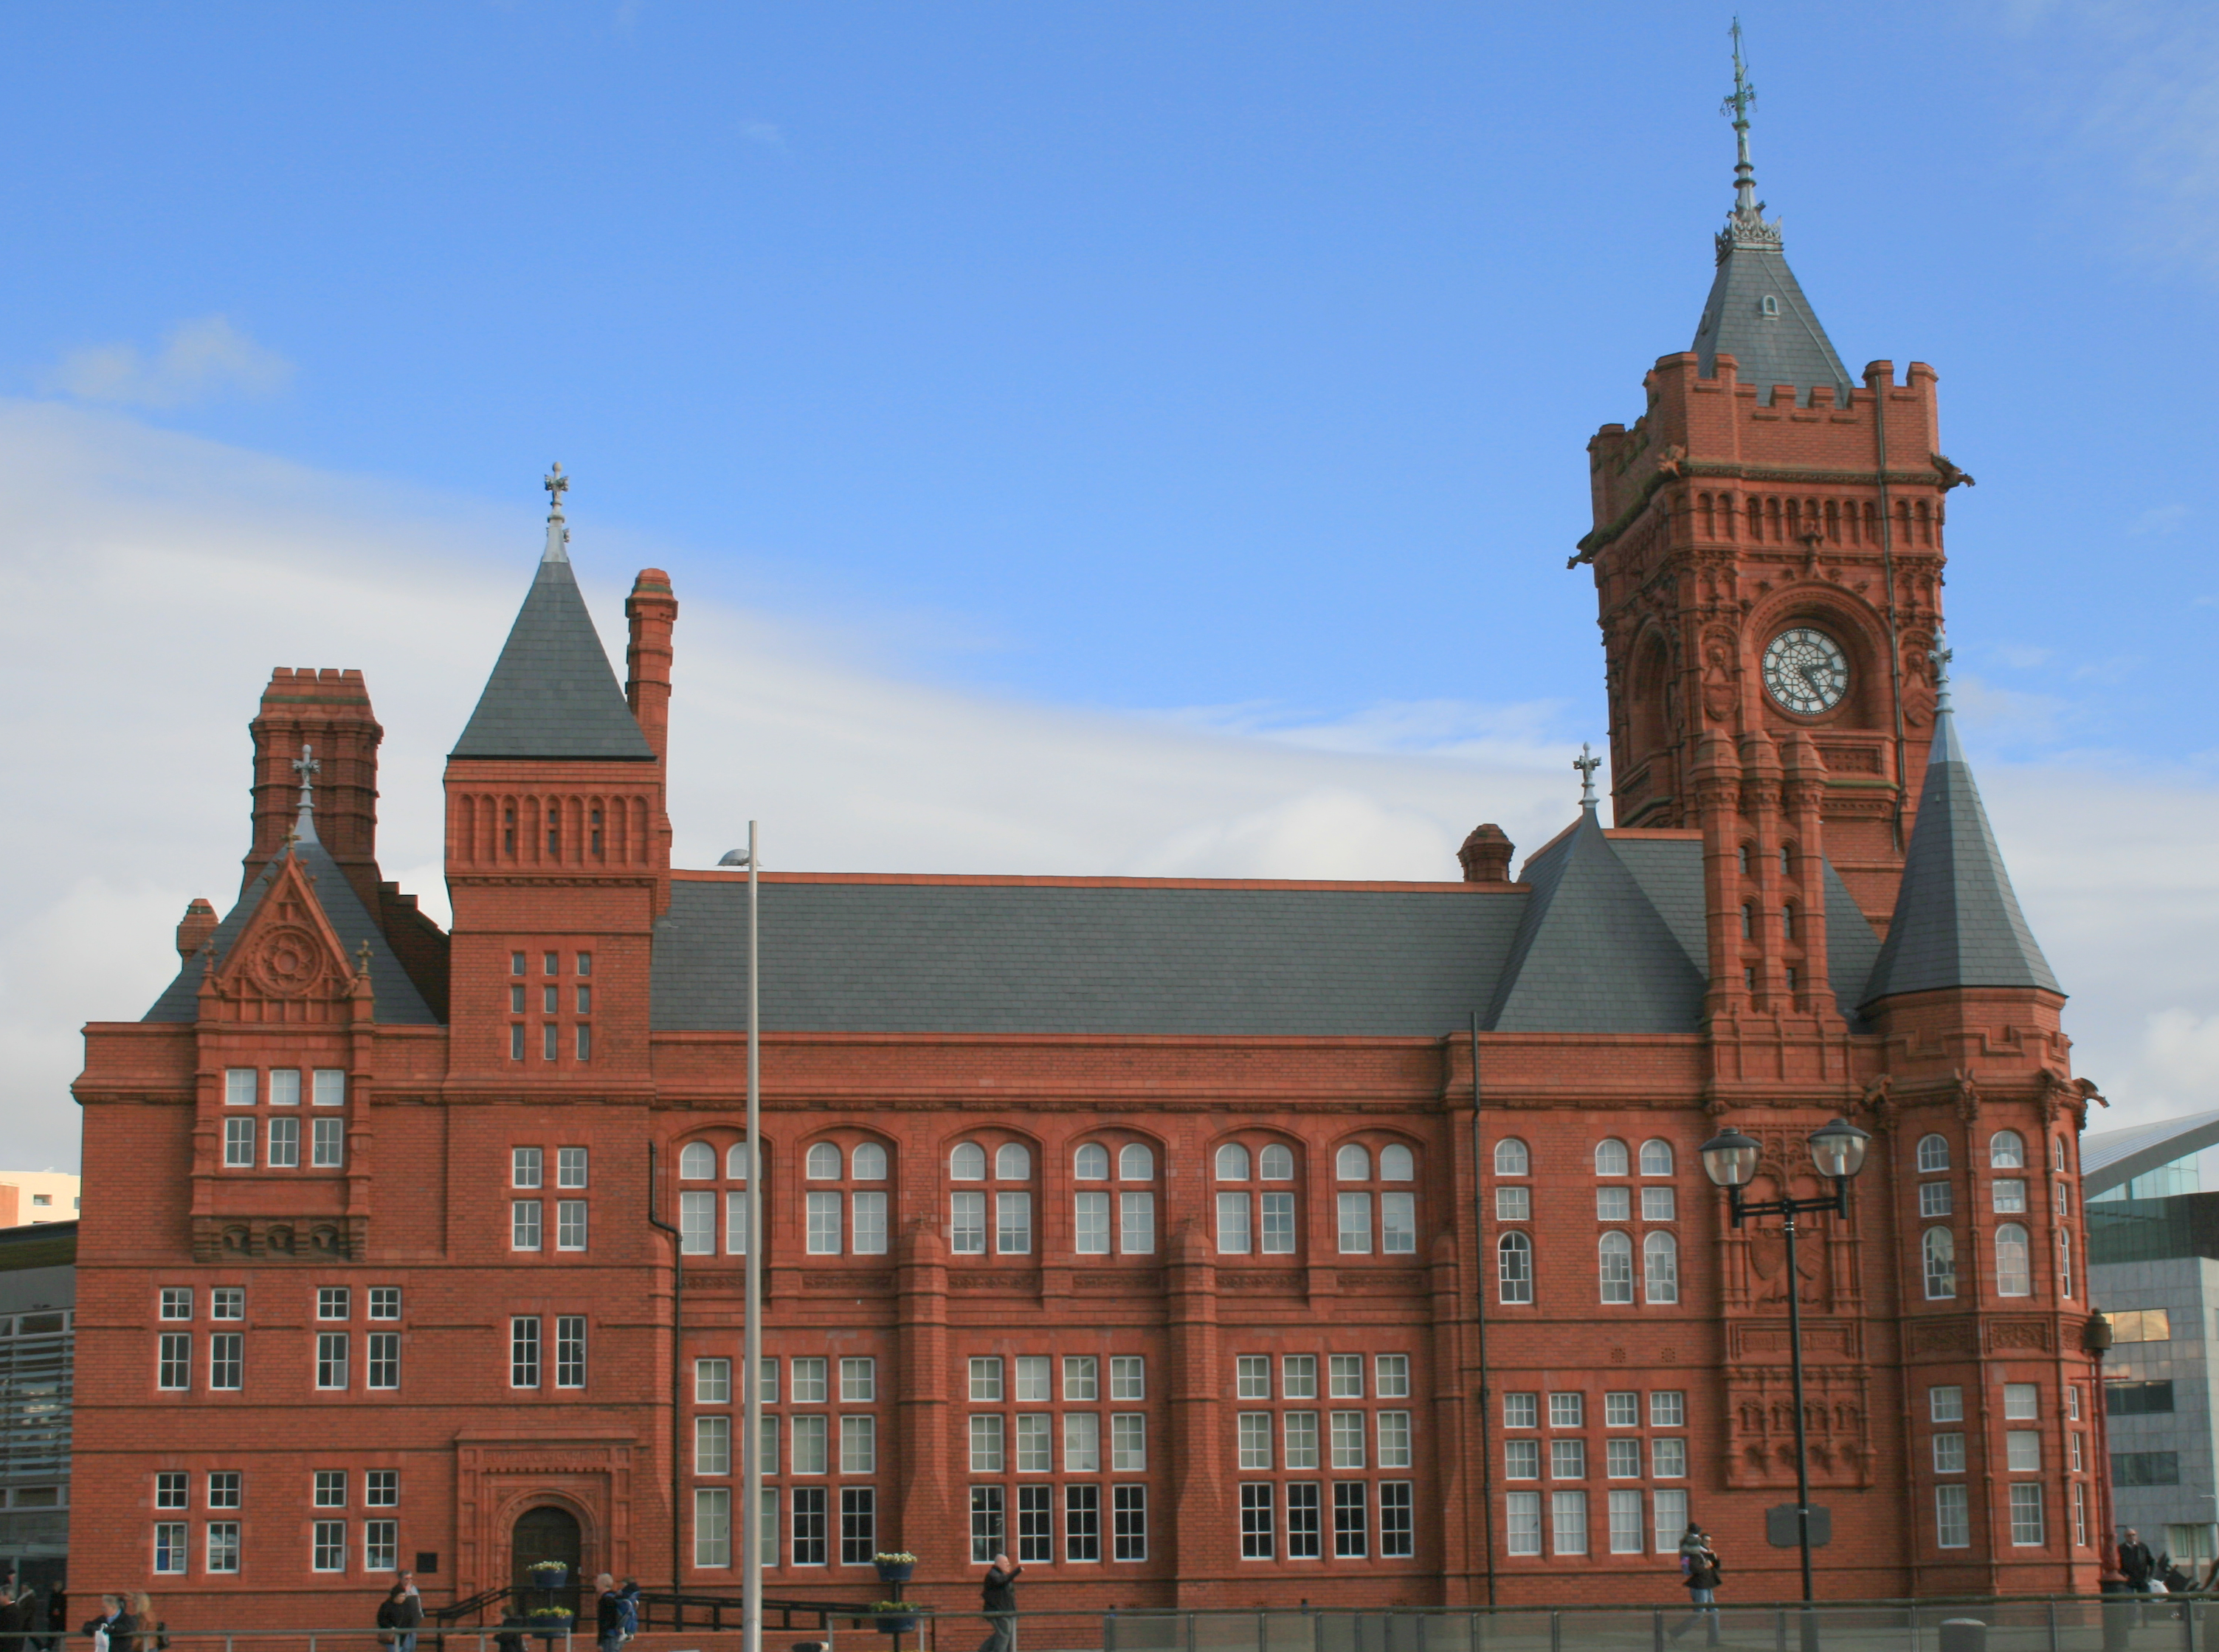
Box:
[0,1220,74,1594]
[2087,1111,2219,1575]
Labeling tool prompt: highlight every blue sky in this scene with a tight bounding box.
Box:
[5,3,2219,1169]
[4,1,2215,755]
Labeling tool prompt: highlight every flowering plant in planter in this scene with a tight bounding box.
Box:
[869,1603,924,1614]
[526,1561,570,1575]
[872,1553,918,1566]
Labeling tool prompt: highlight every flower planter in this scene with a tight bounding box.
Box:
[874,1617,919,1636]
[527,1568,570,1590]
[526,1614,576,1637]
[874,1562,915,1586]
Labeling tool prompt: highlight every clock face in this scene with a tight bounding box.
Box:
[1761,627,1849,715]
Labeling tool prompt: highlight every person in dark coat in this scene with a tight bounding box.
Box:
[82,1594,135,1652]
[1668,1535,1723,1646]
[0,1586,30,1644]
[594,1573,624,1652]
[2120,1530,2158,1594]
[44,1582,66,1652]
[977,1553,1022,1652]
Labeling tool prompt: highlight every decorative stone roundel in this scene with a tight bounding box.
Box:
[248,925,327,997]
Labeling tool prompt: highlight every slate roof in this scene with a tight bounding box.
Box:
[450,547,655,761]
[1487,812,1706,1033]
[652,812,1881,1037]
[1692,242,1854,409]
[144,820,439,1025]
[1822,860,1883,1030]
[1861,702,2061,1006]
[652,878,1531,1037]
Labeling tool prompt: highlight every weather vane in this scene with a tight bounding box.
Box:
[545,461,569,511]
[1721,16,1756,130]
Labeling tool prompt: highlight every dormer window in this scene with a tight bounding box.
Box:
[1761,294,1780,317]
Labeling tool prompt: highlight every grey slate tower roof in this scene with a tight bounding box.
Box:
[1861,691,2061,1007]
[450,489,655,761]
[1485,808,1707,1033]
[142,811,438,1025]
[1689,27,1854,408]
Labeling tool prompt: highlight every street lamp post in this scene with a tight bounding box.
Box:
[1698,1118,1871,1606]
[718,828,764,1652]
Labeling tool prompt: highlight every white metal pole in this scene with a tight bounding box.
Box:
[743,820,762,1652]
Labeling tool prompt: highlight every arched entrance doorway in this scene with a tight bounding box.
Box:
[509,1505,584,1621]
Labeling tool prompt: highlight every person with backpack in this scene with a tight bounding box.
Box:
[1668,1532,1723,1646]
[594,1574,625,1652]
[614,1582,641,1642]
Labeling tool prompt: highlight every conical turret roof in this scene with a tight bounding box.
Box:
[451,474,655,761]
[1861,685,2060,1006]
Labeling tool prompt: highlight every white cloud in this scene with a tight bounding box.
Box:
[41,315,293,409]
[739,121,784,150]
[0,398,2212,1175]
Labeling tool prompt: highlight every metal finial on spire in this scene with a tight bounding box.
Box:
[1714,17,1782,261]
[542,463,572,564]
[1573,743,1603,811]
[290,743,322,846]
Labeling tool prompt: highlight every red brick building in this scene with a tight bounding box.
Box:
[72,103,2110,1623]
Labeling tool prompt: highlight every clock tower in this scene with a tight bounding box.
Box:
[1576,30,1964,932]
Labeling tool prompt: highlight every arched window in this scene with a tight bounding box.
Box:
[1740,903,1755,939]
[1643,1231,1679,1304]
[1781,905,1795,941]
[1916,1135,1950,1174]
[2053,1137,2068,1173]
[1379,1144,1415,1181]
[1494,1138,1530,1177]
[1595,1139,1630,1177]
[1599,1231,1635,1304]
[950,1142,987,1181]
[1075,1141,1156,1257]
[1989,1130,2026,1169]
[726,1141,753,1181]
[1260,1144,1294,1181]
[950,1138,1031,1256]
[1336,1144,1372,1181]
[852,1142,888,1181]
[798,1136,891,1257]
[1215,1143,1250,1181]
[805,1143,841,1180]
[1995,1224,2032,1296]
[1737,845,1751,875]
[679,1138,757,1257]
[1639,1139,1674,1177]
[1922,1228,1956,1299]
[1498,1232,1533,1304]
[995,1143,1032,1181]
[2058,1231,2074,1299]
[680,1142,715,1180]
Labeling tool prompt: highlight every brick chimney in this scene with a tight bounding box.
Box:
[243,668,383,911]
[1457,823,1515,882]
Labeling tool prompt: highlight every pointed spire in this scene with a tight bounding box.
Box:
[450,469,657,761]
[1716,18,1780,259]
[1861,633,2063,1006]
[291,742,322,846]
[1689,18,1854,407]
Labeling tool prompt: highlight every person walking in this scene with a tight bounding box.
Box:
[0,1583,30,1648]
[81,1594,134,1652]
[1668,1532,1723,1647]
[393,1572,423,1652]
[125,1594,163,1652]
[44,1581,66,1652]
[594,1574,624,1652]
[376,1583,408,1650]
[977,1552,1023,1652]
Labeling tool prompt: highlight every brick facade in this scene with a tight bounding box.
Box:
[71,210,2111,1627]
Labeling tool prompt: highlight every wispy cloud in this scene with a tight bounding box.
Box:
[740,120,785,150]
[40,315,293,409]
[1,398,2213,1172]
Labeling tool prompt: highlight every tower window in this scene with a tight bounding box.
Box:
[1761,294,1780,317]
[1779,846,1793,876]
[1736,845,1751,875]
[1743,967,1756,992]
[548,806,560,854]
[1740,904,1755,939]
[503,806,516,854]
[1781,906,1795,940]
